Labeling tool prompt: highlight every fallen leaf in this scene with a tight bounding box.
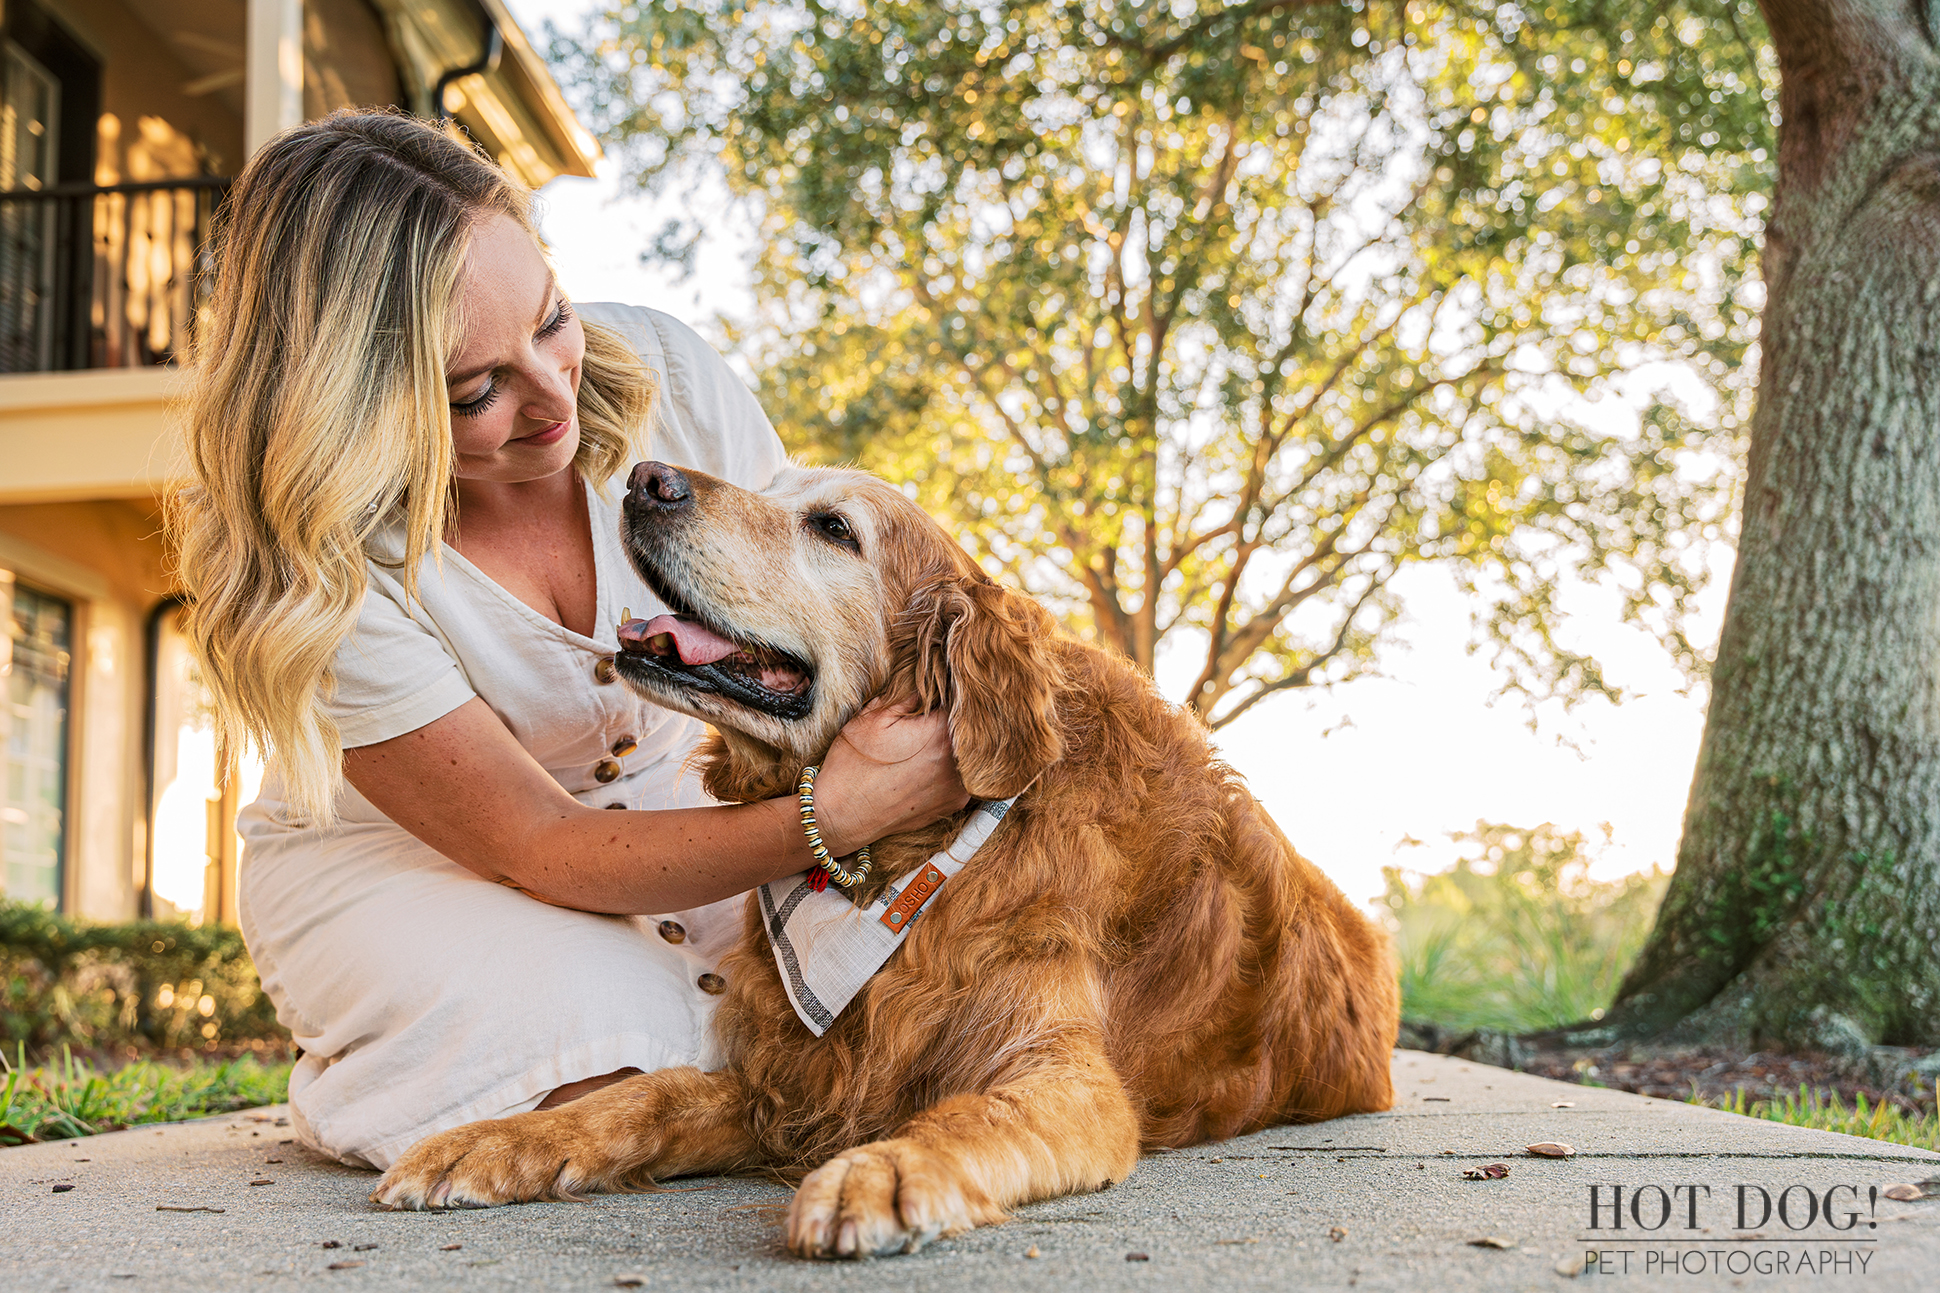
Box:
[440,1244,462,1251]
[1526,1142,1576,1158]
[0,1125,41,1147]
[320,1241,341,1249]
[1024,1245,1040,1258]
[1883,1184,1926,1201]
[1462,1163,1512,1180]
[250,1178,274,1186]
[1328,1226,1348,1243]
[613,1277,646,1289]
[1126,1252,1151,1261]
[265,1159,283,1164]
[1469,1236,1515,1249]
[156,1205,225,1214]
[1215,1237,1259,1245]
[1551,1102,1576,1108]
[326,1261,365,1271]
[1421,1096,1452,1102]
[353,1244,379,1252]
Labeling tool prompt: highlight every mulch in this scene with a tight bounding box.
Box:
[1398,1019,1938,1114]
[1515,1043,1940,1115]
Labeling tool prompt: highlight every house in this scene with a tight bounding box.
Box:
[0,0,598,924]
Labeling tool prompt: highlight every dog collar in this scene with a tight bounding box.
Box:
[756,796,1018,1036]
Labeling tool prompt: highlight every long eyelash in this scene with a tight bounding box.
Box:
[537,299,573,341]
[451,381,498,418]
[450,302,570,418]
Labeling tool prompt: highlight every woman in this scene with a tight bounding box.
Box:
[172,111,967,1170]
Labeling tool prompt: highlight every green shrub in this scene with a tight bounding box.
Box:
[0,901,286,1055]
[1378,821,1669,1034]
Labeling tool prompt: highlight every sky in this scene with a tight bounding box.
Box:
[502,0,1728,909]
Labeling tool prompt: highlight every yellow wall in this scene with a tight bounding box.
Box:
[0,368,184,505]
[58,0,248,182]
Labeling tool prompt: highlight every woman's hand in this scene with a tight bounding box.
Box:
[811,699,970,857]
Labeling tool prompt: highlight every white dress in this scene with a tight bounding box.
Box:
[236,305,787,1170]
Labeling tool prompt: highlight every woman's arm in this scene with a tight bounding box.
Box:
[342,696,966,913]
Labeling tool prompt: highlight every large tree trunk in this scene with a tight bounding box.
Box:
[1600,0,1940,1051]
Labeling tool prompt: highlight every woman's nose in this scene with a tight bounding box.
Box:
[523,359,577,421]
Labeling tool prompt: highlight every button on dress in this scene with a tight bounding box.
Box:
[235,305,788,1171]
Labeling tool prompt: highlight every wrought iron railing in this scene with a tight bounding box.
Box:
[0,178,229,374]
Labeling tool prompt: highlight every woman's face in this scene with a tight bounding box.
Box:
[445,212,585,483]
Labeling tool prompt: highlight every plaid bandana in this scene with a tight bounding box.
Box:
[757,797,1019,1036]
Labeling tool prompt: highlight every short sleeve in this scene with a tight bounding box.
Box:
[573,302,788,491]
[324,582,476,749]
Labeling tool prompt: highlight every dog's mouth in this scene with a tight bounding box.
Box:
[615,605,814,722]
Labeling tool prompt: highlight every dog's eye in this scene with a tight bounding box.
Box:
[809,513,859,551]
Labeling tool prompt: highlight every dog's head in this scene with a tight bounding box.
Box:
[615,460,1064,802]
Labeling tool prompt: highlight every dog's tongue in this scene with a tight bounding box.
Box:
[619,614,741,667]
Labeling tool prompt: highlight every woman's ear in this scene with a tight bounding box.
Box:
[892,577,1064,800]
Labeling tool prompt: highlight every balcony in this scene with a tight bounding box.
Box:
[0,178,228,375]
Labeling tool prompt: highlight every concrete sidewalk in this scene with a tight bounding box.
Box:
[4,1050,1937,1291]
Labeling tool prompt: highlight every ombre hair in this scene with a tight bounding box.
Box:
[171,110,653,823]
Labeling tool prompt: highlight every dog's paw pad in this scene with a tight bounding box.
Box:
[372,1114,596,1211]
[786,1141,979,1259]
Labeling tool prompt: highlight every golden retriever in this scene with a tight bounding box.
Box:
[371,460,1398,1257]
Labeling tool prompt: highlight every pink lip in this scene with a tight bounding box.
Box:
[521,419,570,446]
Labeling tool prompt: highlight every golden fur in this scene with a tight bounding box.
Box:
[372,464,1398,1257]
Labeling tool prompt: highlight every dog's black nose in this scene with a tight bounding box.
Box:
[628,461,691,509]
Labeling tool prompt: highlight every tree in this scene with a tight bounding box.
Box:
[565,1,1773,726]
[1600,0,1940,1051]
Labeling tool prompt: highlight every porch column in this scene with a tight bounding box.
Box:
[245,0,304,157]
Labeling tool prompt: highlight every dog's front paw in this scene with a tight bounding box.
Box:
[371,1111,607,1211]
[786,1139,998,1259]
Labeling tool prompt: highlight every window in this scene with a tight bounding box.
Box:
[0,38,61,370]
[2,573,70,908]
[148,603,261,924]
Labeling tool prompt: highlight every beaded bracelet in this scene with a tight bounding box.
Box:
[798,764,872,891]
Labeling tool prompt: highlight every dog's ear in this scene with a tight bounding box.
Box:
[892,576,1064,800]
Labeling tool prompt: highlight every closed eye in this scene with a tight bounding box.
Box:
[449,301,574,418]
[807,512,860,552]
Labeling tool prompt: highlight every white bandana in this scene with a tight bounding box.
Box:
[757,797,1018,1036]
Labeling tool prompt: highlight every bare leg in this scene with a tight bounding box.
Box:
[372,1066,759,1210]
[787,1045,1140,1259]
[536,1066,642,1110]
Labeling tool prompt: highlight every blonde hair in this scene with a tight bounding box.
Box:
[172,110,652,823]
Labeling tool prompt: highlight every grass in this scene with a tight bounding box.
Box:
[0,1044,290,1143]
[1694,1082,1940,1153]
[1380,820,1670,1034]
